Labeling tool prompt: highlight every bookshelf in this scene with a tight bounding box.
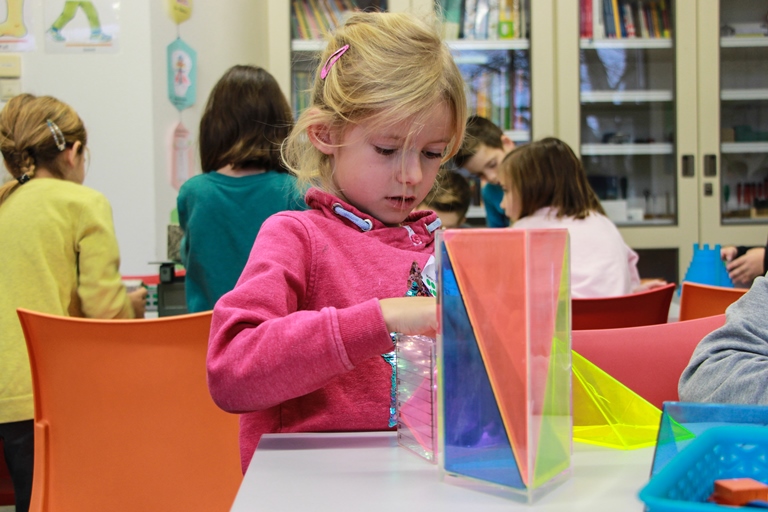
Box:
[289,1,533,138]
[556,0,768,280]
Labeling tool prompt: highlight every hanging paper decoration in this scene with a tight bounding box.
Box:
[170,122,193,190]
[167,38,197,111]
[165,0,193,24]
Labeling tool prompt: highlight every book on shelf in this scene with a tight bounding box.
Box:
[580,0,671,40]
[438,0,463,40]
[455,0,528,41]
[291,0,381,40]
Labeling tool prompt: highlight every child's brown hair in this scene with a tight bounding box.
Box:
[421,169,471,220]
[502,137,605,220]
[199,65,293,173]
[453,115,505,169]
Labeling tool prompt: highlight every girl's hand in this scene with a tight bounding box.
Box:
[726,247,766,285]
[128,287,148,318]
[379,297,438,338]
[632,278,667,293]
[721,245,738,262]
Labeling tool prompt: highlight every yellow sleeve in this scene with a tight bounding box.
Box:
[75,192,135,319]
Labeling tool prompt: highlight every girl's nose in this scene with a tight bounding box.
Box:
[397,153,423,185]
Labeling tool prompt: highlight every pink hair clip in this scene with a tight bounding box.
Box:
[320,44,349,80]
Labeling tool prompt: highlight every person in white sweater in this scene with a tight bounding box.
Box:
[498,137,664,298]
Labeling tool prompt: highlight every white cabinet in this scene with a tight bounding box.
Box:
[557,0,768,281]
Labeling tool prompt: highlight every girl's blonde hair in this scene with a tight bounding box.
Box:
[0,93,87,204]
[283,11,467,192]
[502,137,606,220]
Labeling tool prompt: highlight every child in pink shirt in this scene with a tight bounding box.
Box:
[207,11,467,471]
[498,137,664,298]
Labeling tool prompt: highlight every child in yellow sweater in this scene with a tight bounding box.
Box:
[0,94,145,512]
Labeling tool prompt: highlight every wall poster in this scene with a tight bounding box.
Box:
[0,0,35,52]
[44,0,119,53]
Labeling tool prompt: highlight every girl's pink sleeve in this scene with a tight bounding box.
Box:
[206,215,393,413]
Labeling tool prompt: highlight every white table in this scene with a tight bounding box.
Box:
[230,432,655,511]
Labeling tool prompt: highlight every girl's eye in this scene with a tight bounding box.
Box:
[374,146,396,156]
[424,151,443,160]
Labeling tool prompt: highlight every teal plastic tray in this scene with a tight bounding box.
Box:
[640,425,768,511]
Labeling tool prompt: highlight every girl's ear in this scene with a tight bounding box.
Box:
[64,141,82,167]
[307,123,335,156]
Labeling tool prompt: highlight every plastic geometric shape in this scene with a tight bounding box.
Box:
[438,228,572,502]
[396,334,437,463]
[680,243,734,295]
[572,282,676,330]
[572,350,662,450]
[640,425,768,511]
[16,309,242,512]
[571,314,726,410]
[678,281,748,321]
[651,401,768,477]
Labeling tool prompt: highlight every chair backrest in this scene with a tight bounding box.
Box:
[678,281,748,321]
[572,282,676,330]
[572,314,726,409]
[17,309,242,512]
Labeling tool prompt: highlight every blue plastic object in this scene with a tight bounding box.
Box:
[679,244,733,295]
[640,425,768,511]
[651,402,768,477]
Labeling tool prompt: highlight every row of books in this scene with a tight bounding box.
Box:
[440,0,529,41]
[580,0,671,40]
[292,65,530,131]
[462,66,529,131]
[291,0,387,40]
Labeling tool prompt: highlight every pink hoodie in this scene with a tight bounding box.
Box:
[207,188,440,471]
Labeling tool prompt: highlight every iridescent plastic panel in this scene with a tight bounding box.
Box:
[437,228,572,502]
[396,334,437,463]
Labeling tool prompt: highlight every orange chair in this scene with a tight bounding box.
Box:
[572,282,676,330]
[678,281,748,321]
[572,314,726,409]
[17,309,242,512]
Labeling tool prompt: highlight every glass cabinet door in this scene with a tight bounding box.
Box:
[579,2,676,227]
[565,0,700,281]
[444,0,533,223]
[698,0,768,246]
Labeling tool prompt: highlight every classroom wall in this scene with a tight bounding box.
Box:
[8,1,267,275]
[148,1,265,268]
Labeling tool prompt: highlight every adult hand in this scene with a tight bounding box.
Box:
[632,279,668,293]
[379,296,437,339]
[726,247,766,285]
[128,287,148,318]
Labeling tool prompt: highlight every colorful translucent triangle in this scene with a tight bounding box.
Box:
[572,350,662,449]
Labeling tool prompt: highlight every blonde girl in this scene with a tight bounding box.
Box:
[207,11,466,471]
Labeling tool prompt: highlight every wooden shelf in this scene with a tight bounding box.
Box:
[581,143,674,156]
[721,142,768,154]
[447,39,529,51]
[580,38,672,50]
[581,90,673,103]
[721,89,768,101]
[721,36,768,48]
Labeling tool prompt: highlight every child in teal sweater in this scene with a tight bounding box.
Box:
[177,65,305,312]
